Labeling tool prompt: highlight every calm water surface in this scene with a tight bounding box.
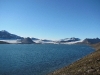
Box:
[0,44,94,75]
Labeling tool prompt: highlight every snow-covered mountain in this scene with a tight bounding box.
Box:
[0,30,82,44]
[59,37,80,42]
[33,39,54,44]
[31,37,39,40]
[0,30,23,39]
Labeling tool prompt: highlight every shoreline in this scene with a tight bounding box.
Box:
[48,43,100,75]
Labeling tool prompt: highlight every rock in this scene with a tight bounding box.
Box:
[78,69,82,72]
[89,59,92,62]
[97,69,100,72]
[87,69,96,73]
[83,67,87,70]
[97,58,100,61]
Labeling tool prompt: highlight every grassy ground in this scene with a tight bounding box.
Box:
[48,43,100,75]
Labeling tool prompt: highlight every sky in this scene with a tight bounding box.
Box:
[0,0,100,40]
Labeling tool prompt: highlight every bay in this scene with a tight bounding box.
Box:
[0,44,94,75]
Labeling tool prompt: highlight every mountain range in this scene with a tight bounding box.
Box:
[0,30,100,44]
[0,30,80,42]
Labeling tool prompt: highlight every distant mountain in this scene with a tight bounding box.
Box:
[42,39,53,42]
[59,37,80,42]
[21,37,35,44]
[83,38,100,44]
[31,37,40,40]
[0,30,23,39]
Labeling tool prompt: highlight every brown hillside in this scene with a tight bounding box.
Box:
[49,43,100,75]
[92,42,100,51]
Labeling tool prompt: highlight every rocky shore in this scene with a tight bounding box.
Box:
[48,43,100,75]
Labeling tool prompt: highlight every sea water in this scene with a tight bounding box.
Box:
[0,44,94,75]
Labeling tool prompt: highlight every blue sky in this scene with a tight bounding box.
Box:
[0,0,100,40]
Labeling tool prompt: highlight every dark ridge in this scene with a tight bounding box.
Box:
[0,41,9,44]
